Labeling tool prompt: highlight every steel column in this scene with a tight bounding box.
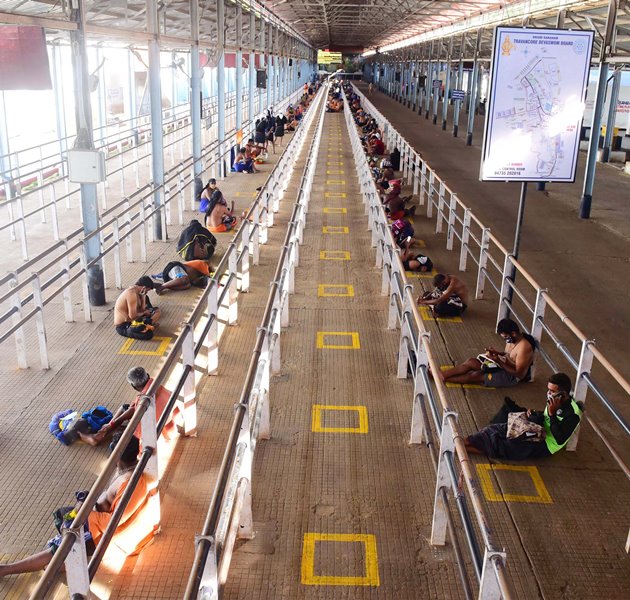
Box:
[217,0,226,178]
[190,0,203,184]
[580,0,618,218]
[70,0,106,304]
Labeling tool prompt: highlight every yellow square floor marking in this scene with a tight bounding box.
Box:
[312,405,368,433]
[476,464,553,504]
[327,161,344,166]
[419,306,463,323]
[118,336,172,356]
[320,250,351,260]
[323,207,347,214]
[318,284,354,297]
[317,331,360,349]
[322,226,349,234]
[439,365,489,389]
[327,170,345,175]
[324,192,347,198]
[301,533,379,586]
[405,268,436,280]
[326,179,346,184]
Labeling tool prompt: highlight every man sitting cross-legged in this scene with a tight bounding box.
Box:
[418,273,469,318]
[438,318,536,387]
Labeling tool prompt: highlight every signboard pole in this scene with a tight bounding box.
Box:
[506,181,528,306]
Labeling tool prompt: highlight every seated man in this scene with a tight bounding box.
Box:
[114,276,161,340]
[439,318,535,386]
[418,273,468,318]
[368,134,385,156]
[0,437,148,578]
[79,366,180,447]
[153,259,211,293]
[465,372,583,460]
[204,190,237,233]
[233,147,256,173]
[244,138,261,159]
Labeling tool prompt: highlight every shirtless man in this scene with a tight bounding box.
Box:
[439,318,536,387]
[114,276,161,340]
[204,190,237,233]
[418,273,469,318]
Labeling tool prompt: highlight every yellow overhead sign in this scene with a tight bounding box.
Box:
[317,50,342,64]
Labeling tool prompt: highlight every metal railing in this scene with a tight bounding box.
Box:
[27,84,319,600]
[0,88,305,370]
[344,87,514,599]
[353,84,630,466]
[182,85,326,600]
[1,91,261,261]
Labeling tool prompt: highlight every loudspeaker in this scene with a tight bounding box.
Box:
[289,58,293,66]
[256,69,267,89]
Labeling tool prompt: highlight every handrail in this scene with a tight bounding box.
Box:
[0,87,305,368]
[183,85,327,600]
[27,84,318,600]
[352,83,630,469]
[344,85,514,599]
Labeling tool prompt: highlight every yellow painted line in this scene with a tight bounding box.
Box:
[316,331,360,349]
[327,154,344,158]
[322,226,349,234]
[235,191,258,197]
[405,268,435,279]
[419,306,463,323]
[312,404,368,433]
[320,250,351,260]
[318,284,354,297]
[118,336,172,356]
[327,161,344,166]
[324,192,346,198]
[326,180,346,185]
[476,464,553,504]
[327,170,345,175]
[301,533,380,586]
[323,207,347,214]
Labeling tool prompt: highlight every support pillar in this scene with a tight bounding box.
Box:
[601,68,621,163]
[217,0,226,178]
[190,0,203,187]
[70,0,106,304]
[147,0,165,240]
[466,30,482,146]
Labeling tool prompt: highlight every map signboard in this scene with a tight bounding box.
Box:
[480,27,594,182]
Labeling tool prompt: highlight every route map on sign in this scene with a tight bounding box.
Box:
[480,27,594,182]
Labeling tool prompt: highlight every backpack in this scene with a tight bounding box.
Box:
[82,406,113,433]
[177,220,217,261]
[391,219,414,239]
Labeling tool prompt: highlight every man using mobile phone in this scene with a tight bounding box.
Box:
[464,372,583,459]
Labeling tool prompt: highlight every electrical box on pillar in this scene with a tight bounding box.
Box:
[67,149,106,183]
[256,69,267,88]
